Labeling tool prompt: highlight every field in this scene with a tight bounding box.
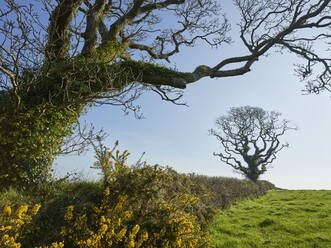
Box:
[209,190,331,248]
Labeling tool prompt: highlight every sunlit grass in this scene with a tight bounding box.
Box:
[209,190,331,248]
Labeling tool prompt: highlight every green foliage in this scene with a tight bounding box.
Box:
[0,64,90,188]
[120,60,188,80]
[209,190,331,248]
[95,40,124,62]
[0,103,81,188]
[0,39,128,188]
[0,43,115,188]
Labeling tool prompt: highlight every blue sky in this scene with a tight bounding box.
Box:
[53,1,331,190]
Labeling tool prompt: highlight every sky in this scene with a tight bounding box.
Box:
[53,1,331,190]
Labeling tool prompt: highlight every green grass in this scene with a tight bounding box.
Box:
[209,190,331,248]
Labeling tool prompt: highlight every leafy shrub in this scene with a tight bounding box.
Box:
[22,181,104,246]
[0,105,81,188]
[191,175,275,209]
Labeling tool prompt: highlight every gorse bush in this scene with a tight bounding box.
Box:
[0,204,41,248]
[59,186,210,248]
[59,187,147,248]
[89,149,214,247]
[93,148,216,230]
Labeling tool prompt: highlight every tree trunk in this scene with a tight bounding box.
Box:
[246,161,260,183]
[0,80,83,188]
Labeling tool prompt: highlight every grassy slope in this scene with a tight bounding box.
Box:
[209,190,331,248]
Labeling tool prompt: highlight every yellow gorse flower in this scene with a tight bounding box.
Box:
[64,206,74,221]
[30,204,41,216]
[99,224,108,234]
[3,206,11,216]
[104,187,110,196]
[131,224,140,236]
[36,241,65,248]
[117,228,127,240]
[127,240,135,248]
[14,205,28,219]
[0,226,12,231]
[141,231,148,241]
[0,204,41,248]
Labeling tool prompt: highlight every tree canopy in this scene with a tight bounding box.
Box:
[0,0,330,187]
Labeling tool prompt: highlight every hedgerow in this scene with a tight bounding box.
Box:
[0,147,275,247]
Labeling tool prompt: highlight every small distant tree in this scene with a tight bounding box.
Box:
[209,106,297,182]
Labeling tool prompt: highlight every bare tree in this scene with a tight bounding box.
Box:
[209,106,297,182]
[0,0,329,187]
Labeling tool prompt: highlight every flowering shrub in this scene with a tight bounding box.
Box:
[93,148,216,228]
[57,187,212,248]
[0,204,41,248]
[1,193,211,248]
[92,149,215,247]
[60,187,139,248]
[57,149,214,247]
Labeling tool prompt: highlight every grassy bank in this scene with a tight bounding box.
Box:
[209,190,331,248]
